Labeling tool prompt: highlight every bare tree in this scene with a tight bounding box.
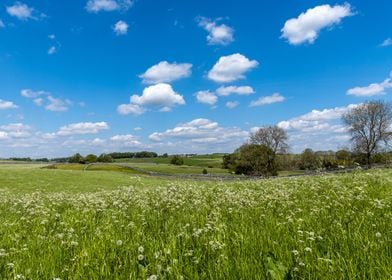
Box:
[342,100,392,167]
[250,126,289,154]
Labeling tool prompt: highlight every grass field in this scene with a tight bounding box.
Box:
[0,164,391,279]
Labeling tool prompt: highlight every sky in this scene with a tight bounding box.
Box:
[0,0,391,158]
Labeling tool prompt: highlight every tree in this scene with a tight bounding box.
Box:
[69,153,84,164]
[230,144,277,177]
[98,153,113,163]
[342,100,392,167]
[299,148,320,170]
[170,155,184,165]
[250,126,289,154]
[336,149,351,166]
[85,154,98,164]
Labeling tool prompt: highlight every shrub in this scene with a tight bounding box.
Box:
[170,155,184,165]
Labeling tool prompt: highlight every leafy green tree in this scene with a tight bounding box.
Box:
[98,154,114,163]
[85,154,98,164]
[68,153,85,164]
[170,155,184,165]
[299,149,320,170]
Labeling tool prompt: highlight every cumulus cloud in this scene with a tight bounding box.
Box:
[0,123,32,140]
[380,38,392,47]
[57,122,109,136]
[197,17,234,45]
[277,104,359,152]
[281,4,353,45]
[226,101,239,109]
[347,73,392,97]
[250,93,285,107]
[118,83,185,115]
[195,91,218,105]
[208,53,258,83]
[0,100,18,110]
[6,2,43,21]
[113,20,128,35]
[48,46,57,55]
[21,89,75,112]
[148,118,247,148]
[139,61,192,84]
[86,0,133,12]
[216,85,255,96]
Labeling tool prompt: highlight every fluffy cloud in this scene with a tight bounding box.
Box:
[216,85,255,96]
[86,0,133,12]
[226,101,239,109]
[281,4,353,45]
[380,38,392,47]
[208,53,258,83]
[347,73,392,97]
[21,89,75,112]
[118,83,185,115]
[250,93,285,107]
[197,17,234,45]
[57,122,109,136]
[0,123,31,139]
[148,118,248,150]
[113,20,128,35]
[48,46,57,55]
[0,100,18,110]
[6,2,42,21]
[195,91,218,105]
[139,61,192,84]
[276,104,360,152]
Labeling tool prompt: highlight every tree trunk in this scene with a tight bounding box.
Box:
[367,152,372,168]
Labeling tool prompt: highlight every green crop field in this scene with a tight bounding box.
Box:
[0,164,391,279]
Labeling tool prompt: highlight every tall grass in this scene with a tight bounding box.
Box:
[0,170,391,279]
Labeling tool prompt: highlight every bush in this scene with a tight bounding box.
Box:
[85,154,98,164]
[170,155,184,165]
[202,169,208,174]
[69,153,85,164]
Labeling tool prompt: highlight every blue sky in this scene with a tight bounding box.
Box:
[0,0,391,157]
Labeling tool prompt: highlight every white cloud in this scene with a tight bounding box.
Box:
[380,38,392,47]
[149,118,247,146]
[0,123,31,138]
[250,93,285,107]
[86,0,133,13]
[216,85,255,96]
[21,89,74,112]
[48,46,56,55]
[226,101,239,109]
[195,91,218,105]
[57,122,109,136]
[197,17,234,45]
[347,74,392,97]
[139,61,192,84]
[208,53,258,83]
[118,83,185,115]
[48,34,55,40]
[110,134,136,141]
[6,2,42,21]
[281,4,353,45]
[117,103,145,116]
[276,104,359,152]
[113,20,128,35]
[45,96,71,112]
[134,127,142,131]
[0,19,5,28]
[0,100,18,110]
[21,89,47,98]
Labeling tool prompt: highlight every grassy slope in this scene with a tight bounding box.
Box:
[1,165,391,279]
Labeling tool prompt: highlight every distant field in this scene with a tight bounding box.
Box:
[0,164,391,279]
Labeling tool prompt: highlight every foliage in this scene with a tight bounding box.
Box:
[299,149,320,170]
[108,151,158,159]
[343,100,392,166]
[85,154,98,164]
[250,125,289,154]
[170,155,184,166]
[68,153,85,164]
[97,153,114,163]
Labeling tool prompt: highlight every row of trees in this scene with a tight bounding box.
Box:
[222,100,392,176]
[68,153,114,164]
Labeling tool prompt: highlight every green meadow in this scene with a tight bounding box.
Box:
[0,164,391,279]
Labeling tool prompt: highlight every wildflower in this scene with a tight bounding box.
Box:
[137,254,144,261]
[7,263,14,268]
[292,250,299,256]
[148,275,158,280]
[375,232,382,238]
[138,246,144,253]
[305,247,312,252]
[116,240,123,246]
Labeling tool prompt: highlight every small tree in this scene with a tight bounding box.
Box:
[85,154,98,164]
[98,153,113,163]
[231,144,277,177]
[250,126,289,154]
[342,100,392,167]
[170,155,184,165]
[299,148,320,170]
[69,153,84,164]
